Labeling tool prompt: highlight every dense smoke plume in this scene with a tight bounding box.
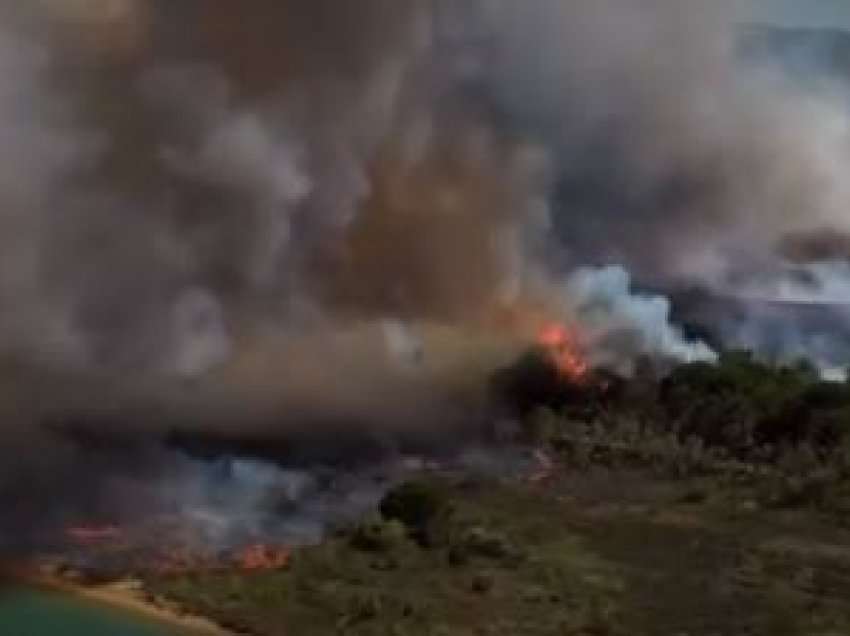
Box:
[567,267,717,375]
[2,0,850,546]
[477,1,850,371]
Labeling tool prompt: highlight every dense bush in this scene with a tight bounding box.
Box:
[490,349,629,420]
[447,526,522,567]
[490,350,582,416]
[349,515,409,553]
[497,346,850,458]
[661,351,850,453]
[379,480,454,547]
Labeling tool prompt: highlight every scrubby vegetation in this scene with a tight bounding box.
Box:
[146,350,850,635]
[149,473,850,636]
[379,480,454,547]
[149,479,626,636]
[497,347,850,461]
[496,348,850,517]
[661,352,850,452]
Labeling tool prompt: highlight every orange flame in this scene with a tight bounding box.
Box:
[65,525,123,544]
[537,323,588,382]
[236,544,291,571]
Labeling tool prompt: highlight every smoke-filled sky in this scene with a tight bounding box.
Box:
[742,0,850,28]
[0,3,844,403]
[6,0,850,546]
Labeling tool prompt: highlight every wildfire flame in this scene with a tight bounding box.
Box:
[65,525,123,544]
[236,544,291,572]
[61,518,296,576]
[537,323,588,382]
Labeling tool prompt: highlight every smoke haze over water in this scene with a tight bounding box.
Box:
[3,0,850,542]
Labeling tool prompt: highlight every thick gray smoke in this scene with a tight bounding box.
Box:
[486,1,850,283]
[475,1,850,372]
[2,0,850,545]
[566,266,717,375]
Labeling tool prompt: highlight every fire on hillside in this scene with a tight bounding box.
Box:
[58,520,292,580]
[536,323,589,384]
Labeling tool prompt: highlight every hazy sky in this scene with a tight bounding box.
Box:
[742,0,850,28]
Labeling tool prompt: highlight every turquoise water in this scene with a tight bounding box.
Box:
[0,587,179,636]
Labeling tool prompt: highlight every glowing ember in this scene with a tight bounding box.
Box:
[65,525,123,544]
[59,519,296,576]
[237,544,291,571]
[537,323,588,382]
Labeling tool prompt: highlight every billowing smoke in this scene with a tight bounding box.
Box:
[2,0,850,547]
[566,266,717,375]
[473,1,850,372]
[0,1,737,382]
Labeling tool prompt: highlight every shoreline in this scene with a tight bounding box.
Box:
[18,571,234,636]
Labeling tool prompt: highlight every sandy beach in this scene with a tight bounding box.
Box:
[23,572,234,636]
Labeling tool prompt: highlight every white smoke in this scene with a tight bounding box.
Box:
[382,319,424,369]
[10,0,850,541]
[740,261,850,304]
[4,0,846,380]
[567,266,717,374]
[723,261,850,377]
[171,288,231,378]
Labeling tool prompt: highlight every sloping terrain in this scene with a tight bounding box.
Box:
[148,467,850,636]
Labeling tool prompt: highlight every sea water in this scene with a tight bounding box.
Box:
[0,587,178,636]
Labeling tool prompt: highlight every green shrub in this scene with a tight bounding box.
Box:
[380,480,453,547]
[349,515,409,553]
[448,526,522,566]
[490,349,574,415]
[662,351,850,453]
[496,345,850,458]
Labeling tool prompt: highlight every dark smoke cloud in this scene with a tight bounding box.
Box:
[1,0,848,545]
[14,1,557,371]
[779,228,850,264]
[0,0,552,545]
[468,1,850,371]
[476,0,850,288]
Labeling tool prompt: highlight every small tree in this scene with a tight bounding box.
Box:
[379,480,453,547]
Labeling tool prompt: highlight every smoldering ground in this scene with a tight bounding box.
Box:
[2,0,850,548]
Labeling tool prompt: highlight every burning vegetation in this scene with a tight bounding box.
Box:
[536,323,589,384]
[6,1,850,634]
[57,520,293,581]
[65,525,123,545]
[236,544,291,572]
[36,343,850,578]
